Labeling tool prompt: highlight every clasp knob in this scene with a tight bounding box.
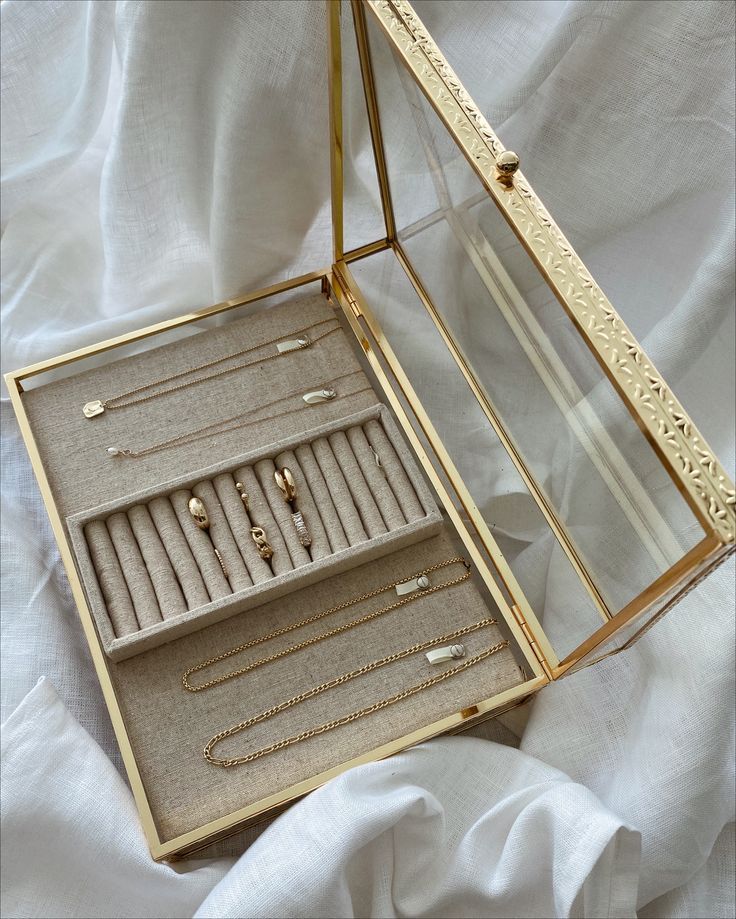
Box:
[495,150,520,186]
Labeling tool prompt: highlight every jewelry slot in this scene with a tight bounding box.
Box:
[233,466,293,577]
[127,505,188,620]
[294,443,350,554]
[328,430,387,539]
[170,490,231,602]
[311,437,368,546]
[255,459,312,569]
[273,450,331,562]
[363,419,425,522]
[83,520,139,638]
[346,426,406,530]
[148,497,211,610]
[212,474,274,585]
[191,481,253,592]
[106,512,163,629]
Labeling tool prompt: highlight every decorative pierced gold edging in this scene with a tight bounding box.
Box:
[367,0,735,544]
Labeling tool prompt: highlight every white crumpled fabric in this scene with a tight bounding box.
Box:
[1,1,734,917]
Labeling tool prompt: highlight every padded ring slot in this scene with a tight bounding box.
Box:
[213,473,273,585]
[127,504,187,619]
[148,496,210,610]
[233,466,293,577]
[294,443,349,553]
[274,449,331,561]
[170,489,231,601]
[363,419,424,521]
[346,425,406,530]
[311,437,368,546]
[83,520,139,637]
[106,512,163,629]
[328,430,387,539]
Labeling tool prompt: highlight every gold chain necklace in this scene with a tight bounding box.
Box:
[204,626,509,767]
[106,370,371,458]
[183,556,471,691]
[83,318,340,417]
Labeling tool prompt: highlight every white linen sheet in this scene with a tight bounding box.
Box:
[1,1,734,917]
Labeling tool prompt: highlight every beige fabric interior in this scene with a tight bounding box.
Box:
[23,291,525,846]
[112,529,523,843]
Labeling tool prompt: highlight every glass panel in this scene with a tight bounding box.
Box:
[350,249,604,657]
[352,8,706,655]
[339,0,386,254]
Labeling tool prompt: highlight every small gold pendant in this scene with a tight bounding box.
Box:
[83,400,105,418]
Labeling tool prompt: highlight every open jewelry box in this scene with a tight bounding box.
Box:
[5,0,735,860]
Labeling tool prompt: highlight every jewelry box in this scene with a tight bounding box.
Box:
[5,0,734,860]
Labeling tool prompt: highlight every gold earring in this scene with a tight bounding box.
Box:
[274,467,311,547]
[235,482,249,510]
[235,482,274,561]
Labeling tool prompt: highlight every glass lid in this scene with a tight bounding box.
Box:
[329,0,735,672]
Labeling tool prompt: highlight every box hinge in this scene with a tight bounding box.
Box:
[511,603,553,680]
[333,266,363,319]
[345,287,362,319]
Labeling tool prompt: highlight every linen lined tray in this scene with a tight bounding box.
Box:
[67,405,442,661]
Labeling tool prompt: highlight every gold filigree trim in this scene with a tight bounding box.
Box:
[368,0,735,542]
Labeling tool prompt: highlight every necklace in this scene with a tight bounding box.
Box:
[183,556,471,691]
[204,626,509,767]
[83,318,340,418]
[106,370,371,458]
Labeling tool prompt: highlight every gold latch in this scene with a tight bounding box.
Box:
[511,603,552,680]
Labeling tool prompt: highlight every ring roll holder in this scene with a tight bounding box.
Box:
[67,405,441,661]
[274,450,332,560]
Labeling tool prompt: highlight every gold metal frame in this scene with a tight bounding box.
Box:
[4,265,545,860]
[3,0,733,860]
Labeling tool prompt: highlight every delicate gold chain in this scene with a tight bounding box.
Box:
[183,556,470,691]
[205,633,509,767]
[102,318,340,410]
[109,370,370,458]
